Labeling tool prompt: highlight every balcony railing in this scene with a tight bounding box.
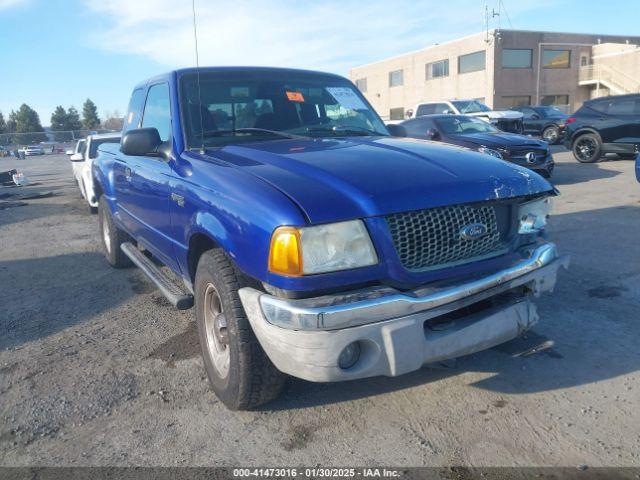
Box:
[579,65,640,94]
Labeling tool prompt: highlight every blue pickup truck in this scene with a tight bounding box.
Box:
[93,67,568,410]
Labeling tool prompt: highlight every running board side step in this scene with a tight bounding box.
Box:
[120,242,194,310]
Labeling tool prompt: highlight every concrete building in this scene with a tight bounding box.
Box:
[349,30,640,120]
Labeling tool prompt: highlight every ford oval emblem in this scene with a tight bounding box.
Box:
[460,223,488,240]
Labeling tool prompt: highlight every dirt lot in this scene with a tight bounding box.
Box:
[1,150,639,467]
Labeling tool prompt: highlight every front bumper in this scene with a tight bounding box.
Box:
[239,243,569,382]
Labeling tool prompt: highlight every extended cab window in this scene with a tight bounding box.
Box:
[142,83,172,141]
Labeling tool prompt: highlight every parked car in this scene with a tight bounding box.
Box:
[509,105,568,144]
[22,145,45,156]
[564,94,640,163]
[409,100,524,134]
[398,115,554,178]
[69,134,120,212]
[93,67,567,410]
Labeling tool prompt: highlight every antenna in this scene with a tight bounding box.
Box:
[192,0,205,153]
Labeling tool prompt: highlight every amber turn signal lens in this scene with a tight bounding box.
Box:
[268,227,303,276]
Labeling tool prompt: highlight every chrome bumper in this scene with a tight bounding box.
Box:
[238,243,569,382]
[252,243,568,331]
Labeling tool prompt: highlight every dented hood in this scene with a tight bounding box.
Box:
[214,136,553,224]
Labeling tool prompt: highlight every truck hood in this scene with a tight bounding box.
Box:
[467,110,523,120]
[213,137,552,224]
[448,132,548,149]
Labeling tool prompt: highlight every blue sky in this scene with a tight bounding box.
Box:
[0,0,638,125]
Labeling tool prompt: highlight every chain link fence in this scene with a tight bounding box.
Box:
[0,129,119,155]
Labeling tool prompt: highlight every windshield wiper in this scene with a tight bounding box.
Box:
[305,125,385,136]
[198,128,308,140]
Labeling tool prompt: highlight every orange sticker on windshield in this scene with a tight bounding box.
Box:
[286,91,305,102]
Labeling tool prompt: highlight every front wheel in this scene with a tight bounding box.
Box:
[572,134,601,163]
[542,125,560,144]
[195,249,286,410]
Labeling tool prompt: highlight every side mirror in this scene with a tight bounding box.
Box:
[531,114,540,120]
[386,124,407,137]
[69,153,84,162]
[121,128,162,157]
[425,128,439,140]
[65,149,74,155]
[443,109,454,115]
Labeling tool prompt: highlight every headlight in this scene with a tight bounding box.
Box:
[518,196,553,234]
[268,220,378,276]
[478,146,503,159]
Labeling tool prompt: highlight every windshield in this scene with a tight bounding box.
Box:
[435,116,499,135]
[451,100,492,114]
[179,71,388,148]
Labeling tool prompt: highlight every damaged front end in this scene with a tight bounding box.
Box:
[239,243,569,382]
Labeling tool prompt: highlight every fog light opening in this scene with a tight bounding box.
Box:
[338,342,361,370]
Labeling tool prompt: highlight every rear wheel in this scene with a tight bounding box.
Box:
[542,125,560,144]
[195,249,286,410]
[98,196,132,268]
[572,134,601,163]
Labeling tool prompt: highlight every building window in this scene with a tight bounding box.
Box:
[580,55,589,66]
[355,78,367,92]
[502,49,532,68]
[389,70,403,87]
[426,59,449,79]
[542,49,571,68]
[501,96,531,108]
[458,50,485,74]
[541,94,569,106]
[389,107,405,120]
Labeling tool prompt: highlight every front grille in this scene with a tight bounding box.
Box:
[386,204,510,271]
[508,147,549,164]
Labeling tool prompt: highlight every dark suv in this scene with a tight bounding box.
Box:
[510,105,568,144]
[564,94,640,163]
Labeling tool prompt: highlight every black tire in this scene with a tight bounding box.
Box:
[194,249,286,410]
[98,196,132,268]
[542,125,560,144]
[572,134,601,163]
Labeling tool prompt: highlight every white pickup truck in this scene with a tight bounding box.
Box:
[409,99,524,134]
[68,133,120,212]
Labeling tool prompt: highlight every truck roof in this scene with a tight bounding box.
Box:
[133,66,346,90]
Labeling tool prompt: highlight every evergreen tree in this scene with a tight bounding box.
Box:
[7,111,17,133]
[0,111,6,146]
[66,106,83,131]
[82,98,100,129]
[50,106,68,131]
[14,104,47,144]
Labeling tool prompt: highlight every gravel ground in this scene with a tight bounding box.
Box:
[0,150,639,467]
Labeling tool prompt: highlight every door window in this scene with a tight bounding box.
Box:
[141,83,172,141]
[606,98,638,115]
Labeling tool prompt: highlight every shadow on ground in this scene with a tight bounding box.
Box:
[0,252,134,350]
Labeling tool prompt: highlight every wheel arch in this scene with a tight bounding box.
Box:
[570,128,602,147]
[187,232,222,284]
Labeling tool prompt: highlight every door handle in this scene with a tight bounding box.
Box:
[125,167,133,180]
